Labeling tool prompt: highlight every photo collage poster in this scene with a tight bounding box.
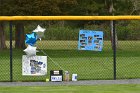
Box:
[22,55,47,76]
[78,30,103,51]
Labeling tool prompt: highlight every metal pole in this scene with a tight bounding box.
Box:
[113,20,116,80]
[9,21,13,82]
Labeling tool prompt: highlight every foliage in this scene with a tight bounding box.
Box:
[45,25,79,40]
[117,20,140,40]
[1,0,140,41]
[0,0,138,16]
[3,20,140,40]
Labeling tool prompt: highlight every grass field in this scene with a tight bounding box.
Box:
[0,84,140,93]
[0,40,140,81]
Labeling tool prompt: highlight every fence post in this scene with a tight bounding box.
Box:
[113,20,116,80]
[9,21,13,82]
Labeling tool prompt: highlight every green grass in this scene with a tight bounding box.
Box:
[0,84,140,93]
[0,41,140,81]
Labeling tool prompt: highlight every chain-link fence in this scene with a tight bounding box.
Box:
[0,20,140,82]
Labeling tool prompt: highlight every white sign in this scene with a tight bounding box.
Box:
[22,55,47,76]
[51,76,62,81]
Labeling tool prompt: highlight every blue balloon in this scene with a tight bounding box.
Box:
[25,32,38,46]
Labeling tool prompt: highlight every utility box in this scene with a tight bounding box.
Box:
[50,70,63,81]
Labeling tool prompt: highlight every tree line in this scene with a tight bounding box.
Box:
[0,0,140,49]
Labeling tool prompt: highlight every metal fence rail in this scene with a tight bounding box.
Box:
[1,16,140,21]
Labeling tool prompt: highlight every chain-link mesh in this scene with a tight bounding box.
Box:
[0,22,10,81]
[0,46,10,81]
[0,20,140,82]
[116,20,140,79]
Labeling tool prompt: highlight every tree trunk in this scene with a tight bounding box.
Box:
[15,22,25,49]
[109,0,118,49]
[110,20,118,49]
[0,22,6,49]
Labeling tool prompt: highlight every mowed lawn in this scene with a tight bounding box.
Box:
[0,84,140,93]
[0,40,140,81]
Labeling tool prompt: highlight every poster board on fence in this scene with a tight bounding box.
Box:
[22,55,47,76]
[78,30,103,51]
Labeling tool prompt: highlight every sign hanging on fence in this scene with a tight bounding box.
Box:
[78,30,103,51]
[22,55,47,76]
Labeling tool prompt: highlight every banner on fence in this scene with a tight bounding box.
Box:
[78,30,103,51]
[22,55,47,76]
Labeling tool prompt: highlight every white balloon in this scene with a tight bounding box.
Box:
[33,25,46,40]
[23,45,37,57]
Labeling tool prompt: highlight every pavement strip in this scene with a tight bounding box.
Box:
[0,79,140,86]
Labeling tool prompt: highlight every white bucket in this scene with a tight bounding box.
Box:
[72,74,77,81]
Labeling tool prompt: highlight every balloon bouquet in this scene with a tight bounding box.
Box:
[24,25,46,57]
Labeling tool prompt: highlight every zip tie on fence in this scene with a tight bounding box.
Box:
[38,49,65,71]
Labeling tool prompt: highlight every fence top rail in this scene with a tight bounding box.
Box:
[0,16,140,21]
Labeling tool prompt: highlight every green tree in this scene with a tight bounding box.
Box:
[0,22,6,49]
[130,0,140,15]
[3,0,36,49]
[0,0,6,49]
